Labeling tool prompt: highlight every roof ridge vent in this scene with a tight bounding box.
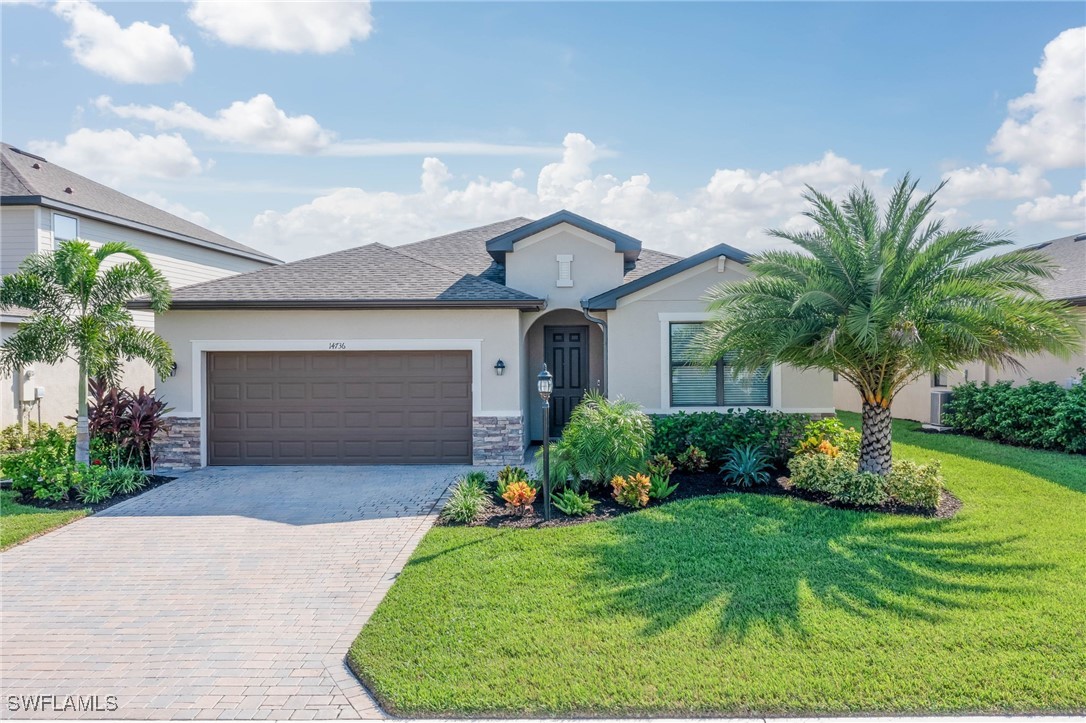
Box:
[31,162,41,169]
[64,186,74,194]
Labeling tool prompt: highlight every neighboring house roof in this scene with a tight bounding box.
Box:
[137,242,545,310]
[1023,232,1086,304]
[485,209,643,265]
[1,143,279,265]
[583,242,751,310]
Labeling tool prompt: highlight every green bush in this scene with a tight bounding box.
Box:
[102,465,148,496]
[1,421,69,453]
[552,488,597,516]
[886,460,943,509]
[789,452,942,509]
[793,417,861,457]
[1053,375,1086,453]
[2,428,80,502]
[721,444,772,488]
[945,375,1085,453]
[646,454,678,499]
[651,410,810,466]
[76,466,113,504]
[440,475,489,524]
[676,444,708,473]
[561,392,653,487]
[496,466,528,496]
[534,442,577,490]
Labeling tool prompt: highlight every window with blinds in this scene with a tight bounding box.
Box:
[669,322,770,407]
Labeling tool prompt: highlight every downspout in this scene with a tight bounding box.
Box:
[582,306,608,396]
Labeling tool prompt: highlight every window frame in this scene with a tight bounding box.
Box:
[932,369,949,387]
[668,321,771,408]
[52,213,79,243]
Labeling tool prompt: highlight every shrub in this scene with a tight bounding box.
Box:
[76,466,112,504]
[721,444,772,488]
[886,460,943,509]
[944,376,1085,453]
[793,417,860,457]
[676,445,708,473]
[496,466,528,496]
[1,421,65,453]
[502,480,537,515]
[440,475,489,524]
[788,453,889,506]
[646,453,678,499]
[84,379,173,468]
[651,410,810,466]
[647,473,679,500]
[1053,374,1086,454]
[561,392,653,487]
[611,473,650,508]
[103,465,148,496]
[552,488,597,516]
[534,442,578,490]
[2,428,80,502]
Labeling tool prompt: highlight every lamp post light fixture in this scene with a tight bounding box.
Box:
[494,359,506,376]
[537,364,554,521]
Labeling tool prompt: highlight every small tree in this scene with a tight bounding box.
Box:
[700,177,1083,477]
[0,240,173,464]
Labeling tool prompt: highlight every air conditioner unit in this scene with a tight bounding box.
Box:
[926,390,953,431]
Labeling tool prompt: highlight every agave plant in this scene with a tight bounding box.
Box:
[721,445,772,488]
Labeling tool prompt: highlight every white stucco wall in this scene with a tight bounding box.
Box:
[503,224,627,305]
[153,308,524,419]
[607,257,834,414]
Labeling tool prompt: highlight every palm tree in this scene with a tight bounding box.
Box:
[0,240,173,464]
[700,176,1083,477]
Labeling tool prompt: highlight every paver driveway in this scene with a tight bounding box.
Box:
[1,465,464,720]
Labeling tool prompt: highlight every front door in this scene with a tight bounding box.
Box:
[544,325,589,437]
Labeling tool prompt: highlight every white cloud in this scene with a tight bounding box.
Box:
[27,129,204,186]
[95,94,565,157]
[188,0,372,54]
[249,133,889,260]
[1014,181,1086,228]
[988,26,1086,170]
[135,191,213,228]
[938,164,1051,207]
[52,0,194,84]
[96,94,333,154]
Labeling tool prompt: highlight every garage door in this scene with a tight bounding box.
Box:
[207,351,472,465]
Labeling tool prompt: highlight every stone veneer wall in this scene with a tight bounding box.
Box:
[154,416,202,473]
[472,415,524,466]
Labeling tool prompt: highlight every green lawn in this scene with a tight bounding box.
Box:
[349,414,1086,716]
[1,490,87,550]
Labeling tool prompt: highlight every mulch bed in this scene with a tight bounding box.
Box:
[6,474,176,515]
[444,470,961,529]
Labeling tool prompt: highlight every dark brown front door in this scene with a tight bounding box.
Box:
[207,350,472,465]
[544,325,589,436]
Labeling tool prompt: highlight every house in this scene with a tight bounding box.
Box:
[142,210,834,470]
[1,142,279,428]
[833,232,1086,424]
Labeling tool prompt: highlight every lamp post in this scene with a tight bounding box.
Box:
[537,364,554,521]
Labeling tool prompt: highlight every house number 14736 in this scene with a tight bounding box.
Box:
[328,342,346,350]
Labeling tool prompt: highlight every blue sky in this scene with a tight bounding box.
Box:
[2,1,1084,260]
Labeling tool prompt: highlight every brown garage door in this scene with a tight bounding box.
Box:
[207,351,472,465]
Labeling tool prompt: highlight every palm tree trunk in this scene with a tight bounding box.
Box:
[75,360,90,465]
[858,401,892,476]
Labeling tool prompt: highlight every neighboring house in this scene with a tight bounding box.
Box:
[1,142,279,428]
[142,210,834,470]
[834,232,1086,424]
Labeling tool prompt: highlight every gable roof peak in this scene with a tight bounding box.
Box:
[485,209,643,264]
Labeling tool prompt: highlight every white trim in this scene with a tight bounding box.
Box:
[644,407,836,415]
[189,338,491,467]
[515,223,618,253]
[474,411,523,418]
[657,314,780,412]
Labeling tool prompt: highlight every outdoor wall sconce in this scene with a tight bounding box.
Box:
[494,359,506,376]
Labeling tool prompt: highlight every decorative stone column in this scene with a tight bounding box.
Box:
[153,416,202,473]
[472,415,525,466]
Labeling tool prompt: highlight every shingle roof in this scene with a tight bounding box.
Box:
[397,218,530,283]
[1023,232,1086,303]
[141,242,545,309]
[1,143,278,264]
[623,247,683,281]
